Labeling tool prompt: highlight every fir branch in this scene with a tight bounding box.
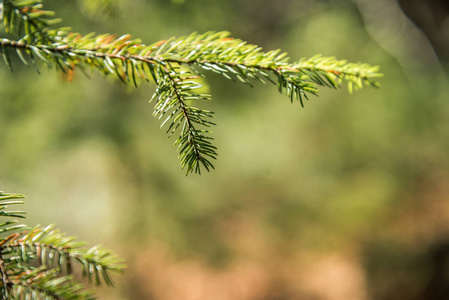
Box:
[0,190,124,299]
[0,225,125,287]
[1,0,382,174]
[0,31,381,95]
[9,269,95,300]
[152,65,217,174]
[0,31,381,173]
[0,191,26,297]
[1,0,61,43]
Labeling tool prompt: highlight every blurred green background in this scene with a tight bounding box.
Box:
[2,0,449,299]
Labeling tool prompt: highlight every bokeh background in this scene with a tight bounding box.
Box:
[2,0,449,299]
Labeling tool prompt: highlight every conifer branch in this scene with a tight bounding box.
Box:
[0,191,124,299]
[0,0,382,174]
[8,269,95,300]
[0,226,124,286]
[152,64,217,174]
[1,0,61,42]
